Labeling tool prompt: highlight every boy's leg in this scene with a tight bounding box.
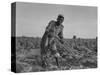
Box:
[52,42,61,68]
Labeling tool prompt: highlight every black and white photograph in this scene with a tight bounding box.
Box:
[11,2,97,73]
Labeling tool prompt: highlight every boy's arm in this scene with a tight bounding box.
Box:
[58,26,64,44]
[58,30,63,39]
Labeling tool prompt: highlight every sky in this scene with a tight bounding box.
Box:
[16,2,97,38]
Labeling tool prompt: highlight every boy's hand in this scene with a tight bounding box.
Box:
[60,39,64,44]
